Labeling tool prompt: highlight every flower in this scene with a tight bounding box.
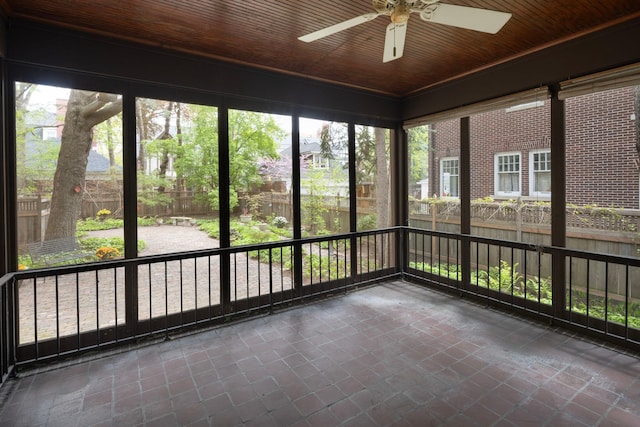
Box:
[97,209,111,217]
[18,264,27,270]
[95,246,120,260]
[272,216,288,228]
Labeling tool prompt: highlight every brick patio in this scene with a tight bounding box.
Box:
[2,280,639,426]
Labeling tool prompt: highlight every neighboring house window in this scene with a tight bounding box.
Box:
[311,153,329,169]
[495,152,521,196]
[42,127,57,140]
[440,157,459,197]
[530,150,551,197]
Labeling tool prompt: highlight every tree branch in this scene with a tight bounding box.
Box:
[82,94,123,129]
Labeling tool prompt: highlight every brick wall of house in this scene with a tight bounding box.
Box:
[565,87,638,208]
[426,86,639,209]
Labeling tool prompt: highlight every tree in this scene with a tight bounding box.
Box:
[44,90,122,241]
[407,125,430,198]
[174,108,284,211]
[374,127,390,229]
[322,123,391,230]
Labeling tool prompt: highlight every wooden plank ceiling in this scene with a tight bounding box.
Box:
[3,0,640,97]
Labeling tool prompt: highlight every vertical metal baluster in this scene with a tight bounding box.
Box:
[604,261,609,335]
[523,246,528,306]
[586,258,591,328]
[180,259,184,325]
[456,236,460,281]
[382,233,385,271]
[358,235,362,275]
[95,270,100,346]
[485,245,490,297]
[194,257,198,323]
[55,275,60,356]
[164,262,168,335]
[114,268,118,341]
[475,241,479,286]
[498,246,503,296]
[269,248,273,313]
[511,246,515,303]
[245,252,249,313]
[625,264,630,340]
[208,255,212,320]
[244,251,248,313]
[374,233,377,272]
[76,272,80,351]
[33,276,38,359]
[568,256,573,321]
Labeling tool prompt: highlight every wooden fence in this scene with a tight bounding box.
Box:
[18,191,217,246]
[408,199,640,298]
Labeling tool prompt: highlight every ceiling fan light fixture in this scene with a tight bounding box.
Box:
[390,1,410,23]
[300,0,512,62]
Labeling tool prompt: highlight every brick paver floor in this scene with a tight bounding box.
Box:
[2,281,640,426]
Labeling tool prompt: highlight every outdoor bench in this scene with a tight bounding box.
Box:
[170,216,196,226]
[27,237,94,266]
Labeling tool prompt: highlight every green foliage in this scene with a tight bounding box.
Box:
[410,259,640,328]
[198,218,220,239]
[357,214,378,231]
[79,236,145,254]
[174,107,284,211]
[569,291,640,329]
[301,168,329,235]
[407,125,430,188]
[77,218,124,232]
[303,253,348,281]
[137,216,159,227]
[474,260,522,293]
[136,173,174,208]
[410,262,460,280]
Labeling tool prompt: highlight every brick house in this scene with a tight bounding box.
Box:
[425,86,639,209]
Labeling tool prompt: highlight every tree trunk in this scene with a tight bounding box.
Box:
[136,100,147,172]
[157,102,173,193]
[374,128,390,267]
[44,90,122,241]
[375,128,389,228]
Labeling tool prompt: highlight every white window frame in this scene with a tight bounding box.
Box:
[440,157,459,198]
[529,149,551,198]
[494,152,521,197]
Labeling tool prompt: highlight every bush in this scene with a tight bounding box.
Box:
[357,214,377,231]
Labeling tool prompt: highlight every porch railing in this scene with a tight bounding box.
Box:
[6,229,398,369]
[2,227,640,390]
[405,228,640,349]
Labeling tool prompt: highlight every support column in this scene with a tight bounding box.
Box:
[218,105,231,313]
[122,91,138,334]
[392,125,408,274]
[291,114,303,294]
[460,117,471,290]
[348,123,358,280]
[550,88,567,320]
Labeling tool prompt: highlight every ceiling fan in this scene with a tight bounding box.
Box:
[298,0,512,63]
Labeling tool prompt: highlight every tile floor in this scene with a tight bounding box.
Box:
[1,280,639,426]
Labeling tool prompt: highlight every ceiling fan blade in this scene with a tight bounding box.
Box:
[383,22,407,63]
[424,3,511,34]
[298,12,380,42]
